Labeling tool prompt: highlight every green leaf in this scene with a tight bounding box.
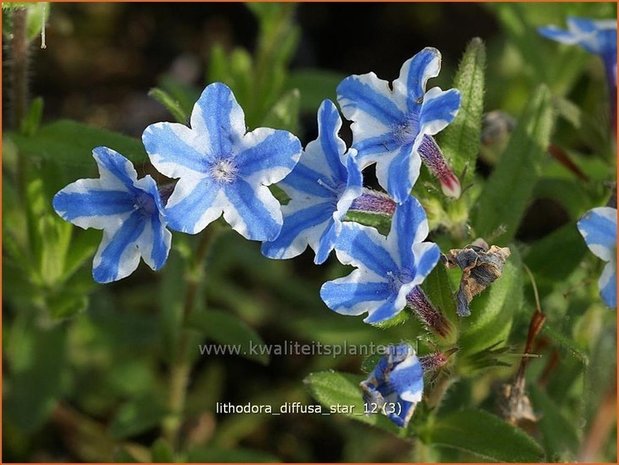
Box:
[148,88,188,123]
[473,85,554,244]
[459,247,522,358]
[187,309,269,365]
[108,395,167,440]
[20,96,44,136]
[25,2,49,42]
[524,222,588,292]
[151,438,175,463]
[440,37,486,183]
[10,119,147,167]
[286,69,345,112]
[529,386,579,461]
[345,211,392,236]
[425,408,545,462]
[304,370,399,434]
[186,446,280,463]
[542,324,589,366]
[421,261,458,342]
[4,324,67,432]
[261,88,300,133]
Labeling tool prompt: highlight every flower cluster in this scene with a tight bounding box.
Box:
[53,48,463,427]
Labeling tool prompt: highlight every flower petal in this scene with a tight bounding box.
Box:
[222,180,282,241]
[393,47,442,113]
[261,201,334,260]
[317,99,349,180]
[53,180,134,230]
[236,128,302,185]
[139,214,172,271]
[190,82,246,156]
[314,220,339,265]
[374,143,421,204]
[577,207,617,261]
[419,87,461,135]
[389,353,424,403]
[165,177,223,234]
[412,242,441,284]
[92,211,146,283]
[334,222,399,278]
[363,294,403,324]
[538,25,582,45]
[92,146,139,191]
[599,261,617,308]
[320,269,393,316]
[387,195,430,268]
[337,72,405,138]
[142,122,210,178]
[353,132,400,167]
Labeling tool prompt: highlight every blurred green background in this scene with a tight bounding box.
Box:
[2,2,617,462]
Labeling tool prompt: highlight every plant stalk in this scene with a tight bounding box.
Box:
[162,223,222,449]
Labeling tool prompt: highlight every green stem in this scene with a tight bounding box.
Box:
[162,223,223,449]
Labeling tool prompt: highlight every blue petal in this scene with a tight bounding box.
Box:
[142,122,210,178]
[261,202,334,260]
[420,88,461,135]
[385,144,418,204]
[236,129,301,182]
[353,132,400,163]
[148,214,171,270]
[387,400,416,428]
[318,99,349,180]
[280,163,336,198]
[320,279,393,314]
[395,47,441,113]
[337,74,404,127]
[223,180,281,241]
[314,221,339,265]
[600,262,616,309]
[190,82,245,156]
[53,188,134,222]
[92,146,139,191]
[389,355,424,401]
[538,26,581,45]
[413,242,441,280]
[165,178,221,234]
[363,296,401,323]
[93,211,146,283]
[389,196,429,268]
[577,207,616,261]
[335,223,399,277]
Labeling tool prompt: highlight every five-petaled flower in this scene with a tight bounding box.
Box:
[321,195,440,324]
[261,100,363,264]
[53,147,172,283]
[337,47,461,203]
[142,82,302,241]
[360,343,423,428]
[577,207,617,309]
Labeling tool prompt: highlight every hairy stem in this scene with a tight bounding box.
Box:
[10,8,29,131]
[162,222,223,449]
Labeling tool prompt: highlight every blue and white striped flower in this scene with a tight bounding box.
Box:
[53,147,171,283]
[337,47,461,203]
[321,195,440,324]
[577,207,617,308]
[261,100,363,264]
[142,82,302,241]
[539,17,617,123]
[360,343,423,428]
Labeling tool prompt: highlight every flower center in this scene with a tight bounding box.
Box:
[134,192,157,217]
[210,158,238,184]
[393,113,420,144]
[387,269,414,291]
